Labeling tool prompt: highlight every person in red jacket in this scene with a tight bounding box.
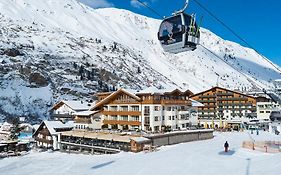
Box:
[224,141,229,152]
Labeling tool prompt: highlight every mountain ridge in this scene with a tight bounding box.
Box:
[0,0,280,121]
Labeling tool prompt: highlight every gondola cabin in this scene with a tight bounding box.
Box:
[158,13,200,54]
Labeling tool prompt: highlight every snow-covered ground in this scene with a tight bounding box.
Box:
[1,131,280,175]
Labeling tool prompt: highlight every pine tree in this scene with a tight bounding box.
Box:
[9,118,20,140]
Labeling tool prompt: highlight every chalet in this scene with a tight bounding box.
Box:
[33,121,74,150]
[73,111,102,130]
[190,86,257,129]
[50,100,93,122]
[91,87,200,132]
[247,91,280,121]
[0,122,13,141]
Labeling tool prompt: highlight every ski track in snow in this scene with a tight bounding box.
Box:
[0,131,281,175]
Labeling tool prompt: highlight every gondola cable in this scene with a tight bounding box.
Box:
[134,0,164,19]
[134,0,280,87]
[199,43,263,89]
[192,0,281,74]
[136,0,281,74]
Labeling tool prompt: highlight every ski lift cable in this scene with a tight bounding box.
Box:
[134,0,164,19]
[134,0,265,88]
[192,0,281,74]
[199,43,263,89]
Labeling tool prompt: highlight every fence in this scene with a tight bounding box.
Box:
[242,141,281,153]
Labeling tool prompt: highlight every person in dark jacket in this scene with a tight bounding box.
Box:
[224,141,229,152]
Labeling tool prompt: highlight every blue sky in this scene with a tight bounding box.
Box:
[80,0,281,67]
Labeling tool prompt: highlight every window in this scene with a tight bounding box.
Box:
[120,115,128,121]
[154,116,159,121]
[131,106,139,111]
[110,106,118,111]
[110,115,117,120]
[131,116,139,121]
[260,111,264,113]
[144,106,150,115]
[154,126,160,131]
[144,117,150,125]
[162,116,165,120]
[172,116,175,120]
[169,116,171,120]
[154,106,160,111]
[120,106,128,111]
[266,111,271,113]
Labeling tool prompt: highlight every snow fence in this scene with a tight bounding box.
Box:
[242,141,281,153]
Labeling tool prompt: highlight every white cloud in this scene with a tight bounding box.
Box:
[130,0,158,9]
[130,0,148,9]
[79,0,114,8]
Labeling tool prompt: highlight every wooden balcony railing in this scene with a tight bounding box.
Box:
[103,120,141,126]
[35,137,53,145]
[102,111,141,116]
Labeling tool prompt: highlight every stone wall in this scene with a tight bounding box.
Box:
[146,129,214,147]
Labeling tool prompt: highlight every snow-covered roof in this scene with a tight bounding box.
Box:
[51,100,92,111]
[19,123,33,128]
[135,86,165,94]
[74,111,99,116]
[35,121,74,135]
[62,100,91,110]
[32,124,40,131]
[91,89,141,110]
[2,122,12,127]
[190,99,204,107]
[130,137,151,143]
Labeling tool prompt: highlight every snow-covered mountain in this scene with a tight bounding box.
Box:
[0,0,280,121]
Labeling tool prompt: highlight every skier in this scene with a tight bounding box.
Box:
[224,141,229,152]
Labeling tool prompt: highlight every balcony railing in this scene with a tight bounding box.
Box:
[51,114,74,119]
[217,97,248,101]
[103,111,141,116]
[75,118,91,124]
[35,137,53,145]
[161,99,192,105]
[103,120,141,126]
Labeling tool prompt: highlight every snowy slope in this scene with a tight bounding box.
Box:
[0,0,280,120]
[1,131,281,175]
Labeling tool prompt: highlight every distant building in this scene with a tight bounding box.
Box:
[50,100,93,122]
[0,122,13,141]
[248,91,280,121]
[274,79,281,92]
[73,111,102,130]
[190,87,256,129]
[33,121,74,150]
[268,111,281,134]
[91,88,199,132]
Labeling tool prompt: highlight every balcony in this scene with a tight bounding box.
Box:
[217,92,233,96]
[200,95,216,98]
[51,114,74,119]
[217,97,248,101]
[161,99,191,106]
[198,100,216,103]
[103,120,141,126]
[102,111,141,116]
[35,137,53,145]
[75,117,91,124]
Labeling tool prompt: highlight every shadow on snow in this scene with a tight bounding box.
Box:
[92,161,115,170]
[218,150,236,156]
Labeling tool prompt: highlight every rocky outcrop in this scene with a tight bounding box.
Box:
[3,48,24,57]
[29,72,49,87]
